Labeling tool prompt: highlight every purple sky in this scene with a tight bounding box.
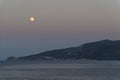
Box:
[0,0,120,59]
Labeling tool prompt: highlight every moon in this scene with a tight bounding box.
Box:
[30,17,35,22]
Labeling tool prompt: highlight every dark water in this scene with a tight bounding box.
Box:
[0,61,120,80]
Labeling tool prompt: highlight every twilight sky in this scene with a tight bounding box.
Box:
[0,0,120,59]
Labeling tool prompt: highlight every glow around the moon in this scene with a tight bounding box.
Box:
[30,17,35,22]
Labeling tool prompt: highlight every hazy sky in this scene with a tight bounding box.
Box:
[0,0,120,59]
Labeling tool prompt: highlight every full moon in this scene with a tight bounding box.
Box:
[30,17,35,22]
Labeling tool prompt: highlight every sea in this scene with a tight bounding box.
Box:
[0,60,120,80]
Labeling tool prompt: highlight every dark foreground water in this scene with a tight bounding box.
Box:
[0,61,120,80]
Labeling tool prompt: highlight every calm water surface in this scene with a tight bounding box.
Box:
[0,61,120,80]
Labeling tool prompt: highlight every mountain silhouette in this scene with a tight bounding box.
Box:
[7,39,120,61]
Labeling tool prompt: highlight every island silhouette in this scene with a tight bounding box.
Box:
[6,39,120,61]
